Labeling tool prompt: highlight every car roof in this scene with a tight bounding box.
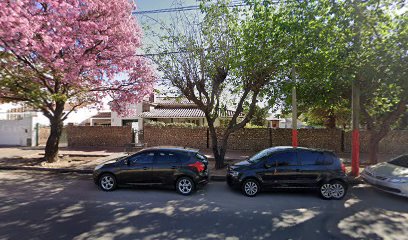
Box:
[141,146,200,153]
[267,146,334,154]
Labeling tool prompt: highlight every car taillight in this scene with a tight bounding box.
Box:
[188,161,205,172]
[341,162,346,173]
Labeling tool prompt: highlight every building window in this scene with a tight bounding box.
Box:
[122,119,138,126]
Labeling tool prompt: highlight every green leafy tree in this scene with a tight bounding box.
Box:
[257,0,352,129]
[247,105,269,127]
[150,0,283,168]
[260,0,406,163]
[350,1,407,163]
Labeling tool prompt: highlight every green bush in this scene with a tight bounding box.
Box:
[145,121,198,128]
[245,123,266,128]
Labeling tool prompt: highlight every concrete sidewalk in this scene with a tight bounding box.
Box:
[0,146,126,173]
[0,146,394,184]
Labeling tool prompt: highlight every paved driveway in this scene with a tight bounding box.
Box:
[0,170,407,240]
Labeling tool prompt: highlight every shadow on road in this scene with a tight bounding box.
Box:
[0,171,406,240]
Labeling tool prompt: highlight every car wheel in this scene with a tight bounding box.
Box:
[329,180,347,200]
[242,179,260,197]
[176,177,195,195]
[99,173,117,191]
[319,183,332,200]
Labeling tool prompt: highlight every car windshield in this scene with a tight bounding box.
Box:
[248,149,274,163]
[389,155,408,168]
[116,155,128,162]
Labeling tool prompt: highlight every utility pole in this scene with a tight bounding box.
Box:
[292,66,298,148]
[351,79,360,176]
[351,0,361,177]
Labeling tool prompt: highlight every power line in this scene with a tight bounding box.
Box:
[136,51,183,57]
[132,1,246,15]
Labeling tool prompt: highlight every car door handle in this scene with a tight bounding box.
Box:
[171,166,177,169]
[143,167,148,170]
[296,169,300,172]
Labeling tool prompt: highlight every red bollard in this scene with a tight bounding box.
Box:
[351,129,360,176]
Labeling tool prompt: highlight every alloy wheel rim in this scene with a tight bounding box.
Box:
[101,176,114,190]
[330,183,345,198]
[244,181,258,196]
[179,179,192,194]
[320,184,332,198]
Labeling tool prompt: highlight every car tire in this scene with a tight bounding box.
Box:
[329,180,347,200]
[99,173,117,191]
[176,177,195,195]
[319,182,332,200]
[241,179,260,197]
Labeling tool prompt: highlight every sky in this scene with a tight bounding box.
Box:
[134,0,197,11]
[132,0,202,96]
[133,0,199,50]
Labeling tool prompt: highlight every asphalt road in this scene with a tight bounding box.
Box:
[0,171,407,240]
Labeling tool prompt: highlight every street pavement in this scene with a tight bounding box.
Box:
[0,171,407,240]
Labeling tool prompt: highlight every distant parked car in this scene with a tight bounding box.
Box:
[361,155,408,197]
[227,146,348,199]
[93,147,209,195]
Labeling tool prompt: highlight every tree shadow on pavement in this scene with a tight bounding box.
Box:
[0,172,407,240]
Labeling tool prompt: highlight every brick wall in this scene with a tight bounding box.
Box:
[221,128,342,152]
[146,127,343,152]
[143,126,207,149]
[38,127,67,145]
[298,129,343,153]
[38,127,50,145]
[344,130,408,154]
[212,128,271,151]
[67,125,132,147]
[66,125,407,153]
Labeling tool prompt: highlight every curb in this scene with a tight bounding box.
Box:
[38,153,109,158]
[0,166,92,174]
[210,175,226,181]
[0,166,226,180]
[0,166,364,185]
[347,176,364,186]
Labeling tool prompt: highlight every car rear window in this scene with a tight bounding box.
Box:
[196,153,207,161]
[300,150,334,165]
[389,155,408,168]
[319,152,335,165]
[300,151,323,165]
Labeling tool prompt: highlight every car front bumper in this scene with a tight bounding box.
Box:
[361,171,408,197]
[226,174,242,189]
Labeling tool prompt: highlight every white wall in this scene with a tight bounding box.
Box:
[0,117,33,146]
[111,102,143,130]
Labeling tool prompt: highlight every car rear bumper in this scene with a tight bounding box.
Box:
[361,171,408,197]
[195,171,209,187]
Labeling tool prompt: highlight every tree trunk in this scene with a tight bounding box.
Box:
[217,137,228,169]
[364,100,407,165]
[44,118,64,163]
[44,101,65,163]
[367,132,381,164]
[208,125,224,169]
[325,114,336,129]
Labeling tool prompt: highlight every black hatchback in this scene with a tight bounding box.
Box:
[227,146,348,199]
[93,147,209,195]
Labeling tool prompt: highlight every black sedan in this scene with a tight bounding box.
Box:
[93,147,209,195]
[227,146,348,199]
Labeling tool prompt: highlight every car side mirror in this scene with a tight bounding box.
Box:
[124,158,130,165]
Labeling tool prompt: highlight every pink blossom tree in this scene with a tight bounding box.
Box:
[0,0,155,162]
